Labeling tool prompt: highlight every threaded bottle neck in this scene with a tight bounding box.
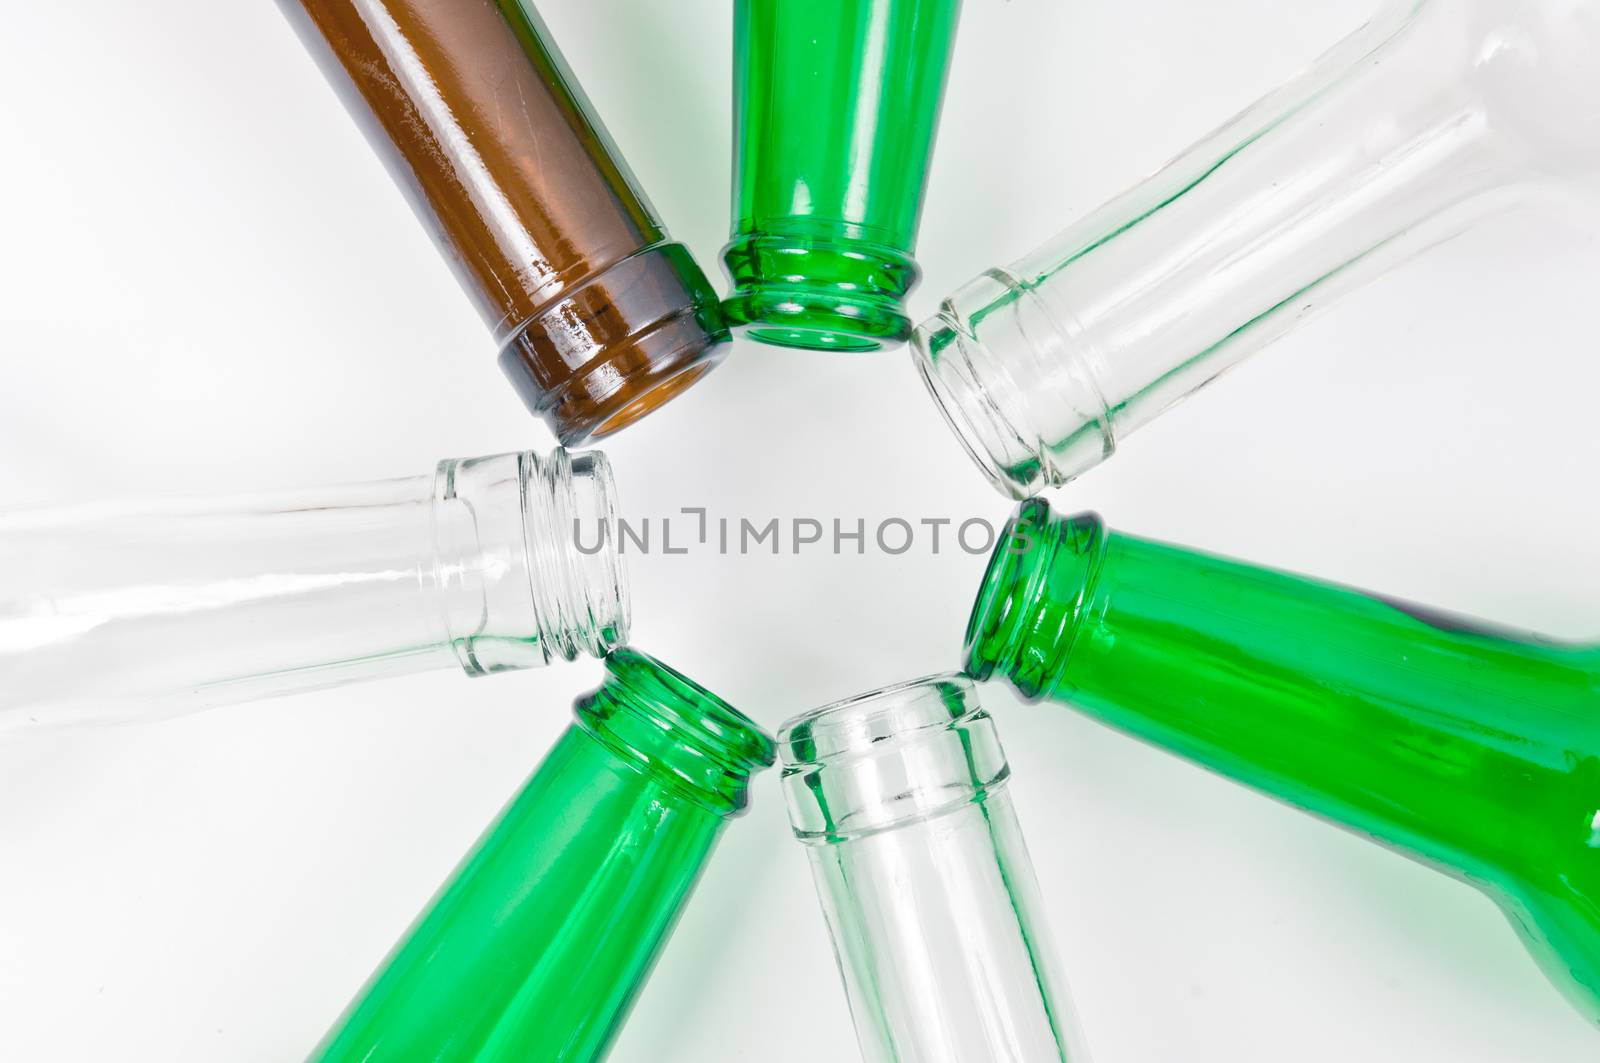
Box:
[778,674,1009,843]
[575,648,775,816]
[720,221,921,351]
[429,448,627,676]
[964,500,1106,700]
[912,270,1114,499]
[519,448,629,660]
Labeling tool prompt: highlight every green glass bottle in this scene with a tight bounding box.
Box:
[308,649,775,1061]
[722,0,962,351]
[967,499,1600,1024]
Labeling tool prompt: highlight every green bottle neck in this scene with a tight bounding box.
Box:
[965,500,1108,699]
[312,651,774,1063]
[576,648,776,817]
[965,501,1600,879]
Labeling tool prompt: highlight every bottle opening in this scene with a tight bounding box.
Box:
[497,242,731,446]
[745,323,885,353]
[911,270,1115,499]
[721,227,919,351]
[430,448,628,676]
[778,673,1009,842]
[577,648,775,816]
[531,448,630,660]
[964,500,1105,700]
[590,359,719,439]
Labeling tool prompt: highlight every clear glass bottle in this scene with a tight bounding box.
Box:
[280,0,729,444]
[968,498,1600,1023]
[310,648,775,1063]
[779,674,1087,1062]
[722,0,963,351]
[0,449,624,729]
[914,0,1600,497]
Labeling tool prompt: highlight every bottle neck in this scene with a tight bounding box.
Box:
[777,676,1085,1062]
[0,448,625,728]
[722,0,961,351]
[429,448,627,675]
[916,0,1531,498]
[312,671,758,1063]
[965,501,1107,696]
[575,648,775,817]
[967,501,1599,877]
[778,673,1009,843]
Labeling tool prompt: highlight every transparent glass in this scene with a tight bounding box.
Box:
[310,648,776,1062]
[280,0,729,444]
[779,675,1087,1062]
[722,0,963,351]
[0,449,624,730]
[914,0,1600,497]
[968,498,1600,1023]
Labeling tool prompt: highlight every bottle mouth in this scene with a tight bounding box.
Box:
[537,319,730,446]
[720,227,920,352]
[524,447,630,662]
[722,287,909,352]
[497,242,731,445]
[964,500,1051,680]
[912,313,1043,499]
[428,448,628,675]
[778,673,1009,842]
[588,358,720,438]
[576,648,775,816]
[911,269,1115,499]
[964,500,1105,700]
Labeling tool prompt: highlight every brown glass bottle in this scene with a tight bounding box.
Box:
[281,0,729,443]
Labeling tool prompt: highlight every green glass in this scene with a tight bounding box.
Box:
[967,500,1600,1024]
[309,649,775,1062]
[722,0,962,351]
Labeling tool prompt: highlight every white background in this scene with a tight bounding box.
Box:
[2,1,1598,1059]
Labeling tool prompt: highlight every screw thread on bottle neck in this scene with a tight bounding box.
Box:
[576,648,775,816]
[964,500,1106,700]
[912,269,1114,500]
[430,448,627,675]
[521,447,629,662]
[778,674,1009,843]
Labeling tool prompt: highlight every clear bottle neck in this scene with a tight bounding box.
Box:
[430,448,627,674]
[915,0,1594,497]
[779,674,1009,842]
[0,448,626,728]
[777,676,1087,1062]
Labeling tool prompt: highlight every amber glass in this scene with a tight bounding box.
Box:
[281,0,729,443]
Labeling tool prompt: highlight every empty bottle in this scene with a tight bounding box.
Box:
[0,449,624,729]
[723,0,963,351]
[779,674,1087,1061]
[280,0,729,443]
[309,648,775,1062]
[967,498,1600,1022]
[915,0,1600,497]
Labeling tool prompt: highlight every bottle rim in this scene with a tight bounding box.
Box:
[965,500,1106,700]
[778,673,1010,843]
[576,648,775,816]
[526,446,630,661]
[779,672,980,766]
